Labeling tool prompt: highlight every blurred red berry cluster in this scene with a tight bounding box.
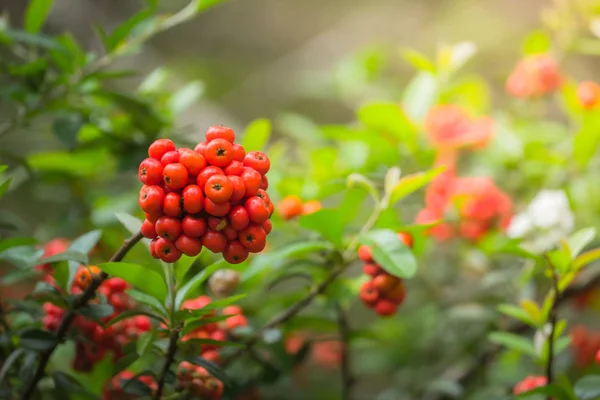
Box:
[103,371,157,400]
[176,361,224,399]
[506,53,562,98]
[424,105,494,151]
[138,126,273,264]
[512,375,547,395]
[357,232,411,317]
[570,325,600,368]
[285,333,342,368]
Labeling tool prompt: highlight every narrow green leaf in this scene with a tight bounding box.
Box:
[97,262,167,300]
[573,248,600,270]
[175,260,225,309]
[0,348,25,386]
[136,331,155,357]
[401,48,436,73]
[241,118,271,151]
[24,0,54,34]
[359,229,417,279]
[126,289,168,317]
[520,300,542,326]
[185,355,232,386]
[388,166,445,206]
[567,228,596,259]
[497,304,536,327]
[0,179,11,199]
[488,332,538,358]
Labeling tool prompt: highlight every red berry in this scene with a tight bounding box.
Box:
[262,219,272,234]
[204,139,234,167]
[372,274,400,295]
[150,239,159,259]
[239,225,267,253]
[163,192,183,217]
[175,234,203,257]
[163,163,189,190]
[596,349,600,365]
[105,278,128,292]
[232,144,246,162]
[359,281,379,305]
[224,160,244,176]
[243,151,270,175]
[139,185,165,215]
[229,205,250,231]
[256,189,271,205]
[227,175,246,203]
[182,185,204,214]
[202,231,227,253]
[145,212,161,224]
[245,196,270,224]
[160,150,180,165]
[208,217,228,231]
[223,240,249,264]
[194,141,207,155]
[196,166,224,189]
[226,314,248,330]
[180,150,207,176]
[241,167,261,197]
[154,238,182,263]
[181,215,207,238]
[260,175,268,190]
[397,232,414,248]
[358,245,373,262]
[141,219,158,239]
[148,139,176,160]
[223,226,238,241]
[374,299,397,317]
[206,126,235,143]
[204,198,231,217]
[205,175,233,204]
[155,216,182,241]
[363,263,382,277]
[577,81,600,109]
[138,158,163,185]
[386,281,406,305]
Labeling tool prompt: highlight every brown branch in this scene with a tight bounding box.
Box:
[153,321,183,400]
[222,264,346,366]
[20,231,144,400]
[336,303,354,400]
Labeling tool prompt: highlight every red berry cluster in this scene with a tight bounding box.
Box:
[176,296,248,398]
[570,325,600,368]
[358,232,412,317]
[512,375,547,395]
[138,126,273,264]
[176,362,224,400]
[103,370,157,400]
[35,238,70,276]
[42,272,151,371]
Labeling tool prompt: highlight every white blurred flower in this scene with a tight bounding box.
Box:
[507,190,574,252]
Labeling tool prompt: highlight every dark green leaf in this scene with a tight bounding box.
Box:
[52,115,84,150]
[0,348,25,385]
[24,0,54,34]
[136,331,155,356]
[299,209,345,248]
[19,328,56,351]
[359,229,417,279]
[574,375,600,400]
[122,377,152,396]
[97,262,167,300]
[78,304,114,321]
[126,289,167,317]
[185,355,232,387]
[0,179,11,199]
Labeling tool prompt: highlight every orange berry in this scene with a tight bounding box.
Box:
[74,265,101,291]
[277,195,303,220]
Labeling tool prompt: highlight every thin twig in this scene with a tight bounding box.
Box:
[20,231,144,400]
[545,267,561,395]
[222,263,347,366]
[153,321,183,400]
[335,303,354,400]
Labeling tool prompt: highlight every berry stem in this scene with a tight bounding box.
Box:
[20,231,144,400]
[153,321,183,400]
[222,261,348,366]
[335,303,355,400]
[544,261,561,396]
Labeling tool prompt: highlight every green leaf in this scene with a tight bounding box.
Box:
[298,209,345,248]
[497,304,537,327]
[52,115,84,150]
[573,248,600,270]
[185,355,232,386]
[24,0,54,34]
[19,329,56,351]
[359,229,417,279]
[357,102,417,152]
[574,375,600,400]
[0,179,11,199]
[522,30,551,55]
[0,348,25,386]
[136,331,155,357]
[193,0,225,13]
[242,241,333,282]
[574,110,600,167]
[520,300,543,326]
[0,237,37,253]
[401,72,438,122]
[242,118,271,151]
[67,230,103,287]
[105,310,165,327]
[175,260,226,309]
[41,250,88,265]
[116,213,144,236]
[387,166,445,206]
[488,332,538,358]
[401,48,436,73]
[126,289,168,317]
[567,228,596,259]
[106,8,153,51]
[78,304,114,322]
[97,262,167,300]
[346,173,380,203]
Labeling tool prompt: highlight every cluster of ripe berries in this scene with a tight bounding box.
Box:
[138,126,273,264]
[41,260,151,371]
[358,232,412,317]
[176,362,224,400]
[570,325,600,368]
[103,371,157,400]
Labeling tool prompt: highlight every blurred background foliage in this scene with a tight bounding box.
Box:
[2,0,600,399]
